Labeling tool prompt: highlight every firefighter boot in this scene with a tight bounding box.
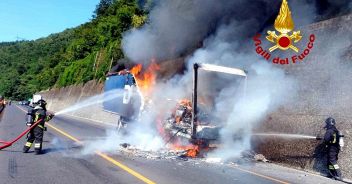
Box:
[34,142,42,155]
[23,142,32,153]
[335,169,342,181]
[328,165,342,181]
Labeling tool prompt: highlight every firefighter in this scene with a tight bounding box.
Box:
[23,98,54,154]
[323,117,342,180]
[0,96,6,121]
[0,95,5,114]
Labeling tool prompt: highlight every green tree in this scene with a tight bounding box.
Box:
[94,0,114,17]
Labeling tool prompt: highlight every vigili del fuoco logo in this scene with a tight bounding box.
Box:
[253,0,315,65]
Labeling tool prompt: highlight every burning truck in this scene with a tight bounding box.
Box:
[103,62,247,148]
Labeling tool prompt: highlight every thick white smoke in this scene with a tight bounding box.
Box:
[209,62,297,160]
[82,124,164,154]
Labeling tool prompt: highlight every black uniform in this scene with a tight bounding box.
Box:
[0,96,6,121]
[0,96,5,114]
[23,105,49,154]
[323,124,342,179]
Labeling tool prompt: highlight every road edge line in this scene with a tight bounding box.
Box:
[228,165,290,184]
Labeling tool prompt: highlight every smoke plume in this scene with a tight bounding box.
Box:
[123,0,350,64]
[123,0,282,63]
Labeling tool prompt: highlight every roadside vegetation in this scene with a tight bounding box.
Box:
[0,0,147,100]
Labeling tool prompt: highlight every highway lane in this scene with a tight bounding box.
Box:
[0,105,343,184]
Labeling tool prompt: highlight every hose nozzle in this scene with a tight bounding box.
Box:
[316,137,323,140]
[48,113,55,120]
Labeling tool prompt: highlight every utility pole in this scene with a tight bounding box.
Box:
[93,51,99,71]
[191,63,199,139]
[94,51,101,78]
[107,57,114,72]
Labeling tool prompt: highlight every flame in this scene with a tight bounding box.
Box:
[186,146,199,157]
[130,60,160,98]
[178,99,192,109]
[174,99,192,123]
[171,143,200,158]
[274,0,294,34]
[130,64,142,75]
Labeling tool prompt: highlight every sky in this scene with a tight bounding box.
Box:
[0,0,100,42]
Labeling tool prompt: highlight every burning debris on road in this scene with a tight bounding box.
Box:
[118,141,270,168]
[119,142,200,160]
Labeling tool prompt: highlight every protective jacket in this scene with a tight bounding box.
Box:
[0,99,5,115]
[324,125,340,147]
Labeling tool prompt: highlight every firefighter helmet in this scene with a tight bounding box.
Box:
[32,95,42,104]
[37,99,47,108]
[325,117,336,127]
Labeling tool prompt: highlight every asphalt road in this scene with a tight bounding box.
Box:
[0,105,343,184]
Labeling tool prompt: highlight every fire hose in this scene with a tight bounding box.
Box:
[0,118,43,150]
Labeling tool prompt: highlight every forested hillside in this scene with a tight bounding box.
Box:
[0,0,147,100]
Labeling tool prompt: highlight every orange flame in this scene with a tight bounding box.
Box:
[130,64,142,75]
[178,99,192,108]
[130,60,160,98]
[186,146,199,157]
[171,143,200,158]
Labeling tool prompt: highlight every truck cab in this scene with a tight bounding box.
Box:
[103,70,142,127]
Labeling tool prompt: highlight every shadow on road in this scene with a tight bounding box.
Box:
[0,150,32,153]
[43,145,82,154]
[312,143,329,177]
